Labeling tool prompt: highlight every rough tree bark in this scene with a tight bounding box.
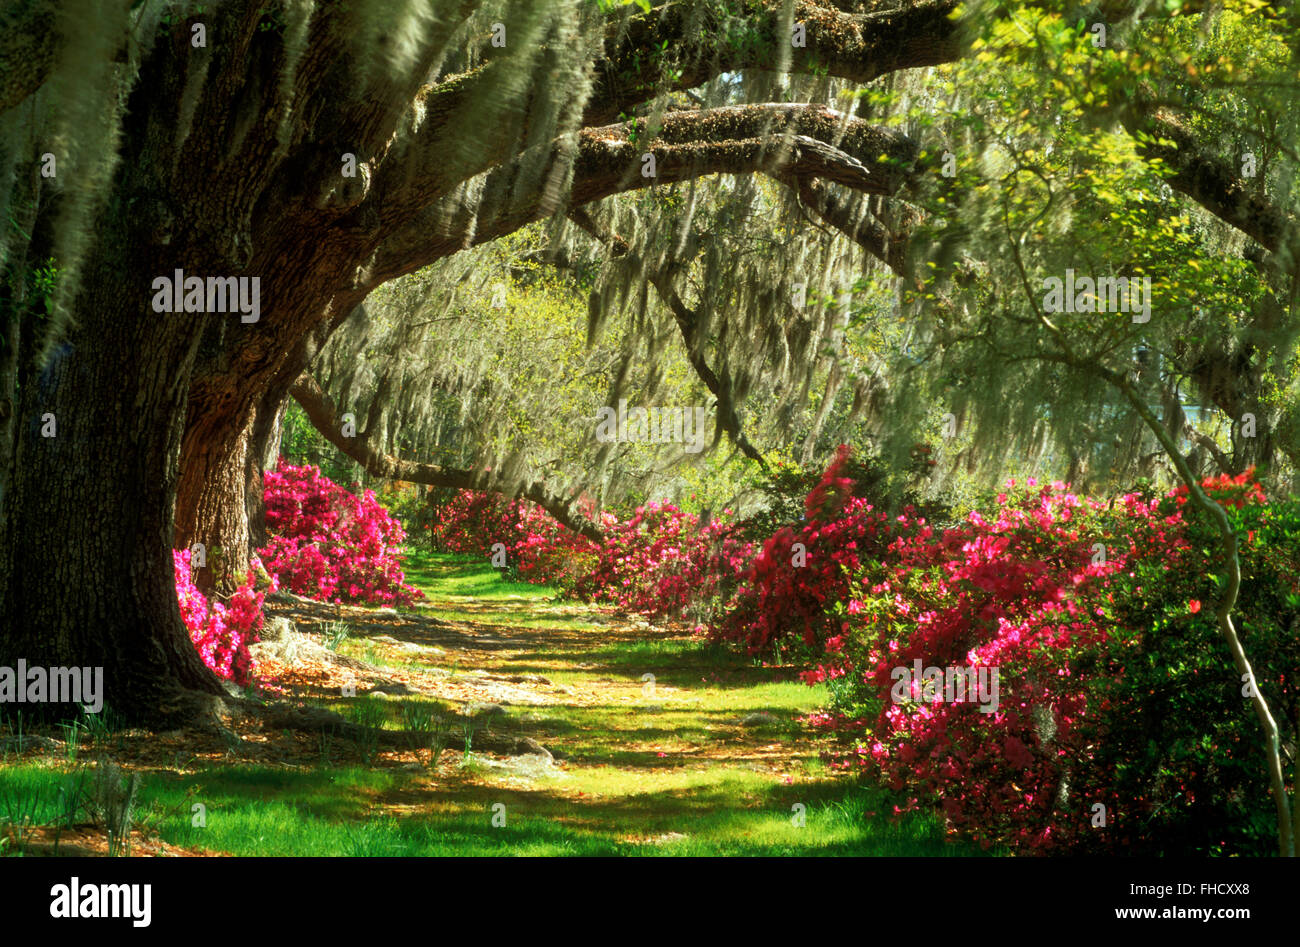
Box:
[0,218,226,724]
[174,403,257,594]
[247,388,288,551]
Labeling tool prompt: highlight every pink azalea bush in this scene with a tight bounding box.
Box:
[425,490,750,619]
[568,501,751,619]
[780,456,1298,855]
[258,463,424,607]
[800,479,1168,852]
[710,445,897,656]
[173,548,263,687]
[424,490,522,557]
[426,489,603,590]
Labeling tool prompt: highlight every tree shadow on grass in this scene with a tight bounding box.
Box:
[378,776,976,857]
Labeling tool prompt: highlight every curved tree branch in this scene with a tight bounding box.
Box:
[368,104,920,287]
[551,207,768,467]
[289,372,604,543]
[644,270,769,469]
[583,0,967,126]
[1012,259,1295,859]
[378,0,955,215]
[782,175,916,278]
[1121,103,1297,255]
[1190,429,1237,477]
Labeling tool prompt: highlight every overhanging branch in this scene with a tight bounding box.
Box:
[782,175,916,278]
[1122,104,1297,255]
[584,0,966,126]
[368,103,920,283]
[644,270,769,469]
[289,373,604,543]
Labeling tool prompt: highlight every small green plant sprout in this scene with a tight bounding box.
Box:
[58,718,81,762]
[324,620,351,651]
[349,698,387,765]
[401,701,433,734]
[0,779,49,853]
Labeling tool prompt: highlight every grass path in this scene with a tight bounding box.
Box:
[1,551,973,856]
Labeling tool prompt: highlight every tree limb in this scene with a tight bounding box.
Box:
[1190,429,1237,476]
[782,175,916,278]
[368,103,919,287]
[289,373,604,543]
[644,270,770,468]
[1122,104,1297,255]
[583,0,966,126]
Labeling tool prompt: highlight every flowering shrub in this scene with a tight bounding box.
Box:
[727,449,890,545]
[711,445,899,656]
[805,481,1161,852]
[173,549,263,686]
[425,490,519,557]
[509,501,606,590]
[787,456,1299,855]
[424,489,601,590]
[568,502,751,619]
[424,490,750,620]
[258,463,424,607]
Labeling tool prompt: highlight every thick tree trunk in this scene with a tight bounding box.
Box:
[176,317,350,593]
[247,392,287,551]
[174,406,256,595]
[0,277,224,727]
[174,360,302,600]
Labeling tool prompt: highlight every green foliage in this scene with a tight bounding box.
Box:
[27,258,57,320]
[279,400,356,486]
[592,0,652,13]
[861,0,1300,497]
[0,257,59,357]
[347,698,388,766]
[257,3,288,33]
[322,620,351,652]
[1089,491,1300,854]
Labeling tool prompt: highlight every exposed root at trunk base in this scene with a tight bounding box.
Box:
[150,686,243,734]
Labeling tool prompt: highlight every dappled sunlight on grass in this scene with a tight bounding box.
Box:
[0,552,982,856]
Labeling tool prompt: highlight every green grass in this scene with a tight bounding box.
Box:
[0,760,964,856]
[0,765,76,827]
[403,549,557,604]
[401,548,601,630]
[0,551,985,856]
